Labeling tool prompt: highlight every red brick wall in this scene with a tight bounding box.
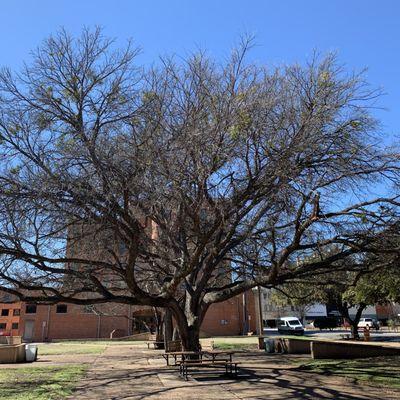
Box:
[8,291,257,341]
[201,292,256,336]
[19,303,131,342]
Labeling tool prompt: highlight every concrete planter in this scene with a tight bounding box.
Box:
[6,336,22,345]
[0,344,26,363]
[311,340,400,359]
[0,336,8,345]
[275,338,311,354]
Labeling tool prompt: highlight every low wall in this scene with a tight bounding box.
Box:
[311,340,400,359]
[0,344,26,363]
[275,338,311,354]
[6,336,22,345]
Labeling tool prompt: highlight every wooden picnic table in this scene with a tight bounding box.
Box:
[162,350,236,366]
[162,351,203,366]
[202,350,235,363]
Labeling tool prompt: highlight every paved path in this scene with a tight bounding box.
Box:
[67,345,400,400]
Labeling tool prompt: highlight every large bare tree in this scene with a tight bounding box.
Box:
[0,29,399,350]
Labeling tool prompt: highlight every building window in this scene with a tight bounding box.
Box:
[56,304,68,314]
[0,323,6,329]
[25,305,37,314]
[13,309,20,316]
[1,309,9,316]
[12,323,19,330]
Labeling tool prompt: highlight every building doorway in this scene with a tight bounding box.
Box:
[23,320,35,341]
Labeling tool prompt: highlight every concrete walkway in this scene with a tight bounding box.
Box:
[68,345,400,400]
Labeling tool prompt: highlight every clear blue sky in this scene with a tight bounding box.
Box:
[1,0,399,138]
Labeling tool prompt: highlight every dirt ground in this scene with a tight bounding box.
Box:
[60,345,400,400]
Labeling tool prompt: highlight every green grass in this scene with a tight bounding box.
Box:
[295,356,400,389]
[210,336,258,351]
[38,340,147,355]
[213,342,257,350]
[0,365,87,400]
[52,340,146,346]
[38,343,107,355]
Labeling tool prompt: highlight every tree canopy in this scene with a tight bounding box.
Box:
[0,28,399,349]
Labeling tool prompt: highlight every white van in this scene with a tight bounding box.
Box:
[277,317,304,335]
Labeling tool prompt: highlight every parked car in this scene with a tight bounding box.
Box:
[277,317,304,335]
[358,318,380,330]
[312,317,338,331]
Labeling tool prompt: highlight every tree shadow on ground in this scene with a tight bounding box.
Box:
[71,362,398,400]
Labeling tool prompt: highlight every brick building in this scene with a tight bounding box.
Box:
[0,292,257,342]
[0,298,21,337]
[0,217,259,341]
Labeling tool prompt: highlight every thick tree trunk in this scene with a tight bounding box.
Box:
[350,323,360,339]
[349,303,366,339]
[337,299,366,340]
[170,301,208,352]
[163,308,173,349]
[180,326,201,352]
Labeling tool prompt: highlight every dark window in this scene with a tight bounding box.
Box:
[25,304,37,314]
[56,304,68,314]
[13,309,20,316]
[0,323,6,329]
[1,309,9,316]
[12,323,18,330]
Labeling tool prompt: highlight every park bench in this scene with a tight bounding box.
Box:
[146,334,164,349]
[179,359,240,380]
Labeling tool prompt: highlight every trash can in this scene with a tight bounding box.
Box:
[25,344,38,362]
[264,339,275,353]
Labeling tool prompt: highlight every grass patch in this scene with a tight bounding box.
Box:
[213,342,257,350]
[38,340,147,355]
[0,365,86,400]
[210,336,258,351]
[295,356,400,389]
[52,340,146,346]
[38,343,107,355]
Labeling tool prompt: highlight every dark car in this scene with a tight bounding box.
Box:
[312,317,338,330]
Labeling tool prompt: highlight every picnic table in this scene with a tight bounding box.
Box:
[162,350,236,366]
[162,351,202,366]
[178,351,239,380]
[202,350,235,363]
